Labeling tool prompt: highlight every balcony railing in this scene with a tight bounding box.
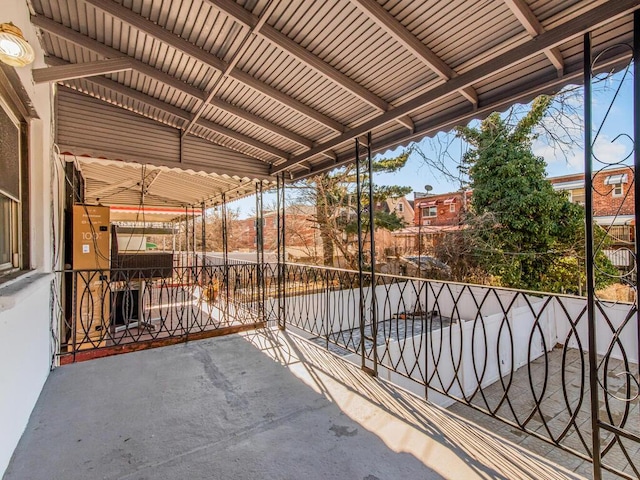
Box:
[53,261,639,478]
[57,263,270,362]
[276,264,639,480]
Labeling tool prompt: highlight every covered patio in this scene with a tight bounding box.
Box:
[1,0,639,479]
[5,329,586,480]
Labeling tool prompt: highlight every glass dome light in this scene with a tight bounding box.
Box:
[0,23,35,67]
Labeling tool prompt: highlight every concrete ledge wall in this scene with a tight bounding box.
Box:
[0,275,53,475]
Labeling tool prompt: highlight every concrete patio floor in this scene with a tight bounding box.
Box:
[5,328,586,480]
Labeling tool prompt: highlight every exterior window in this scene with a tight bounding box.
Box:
[396,202,404,213]
[421,206,437,218]
[0,194,18,270]
[612,183,623,197]
[568,188,585,205]
[0,97,23,274]
[449,203,456,213]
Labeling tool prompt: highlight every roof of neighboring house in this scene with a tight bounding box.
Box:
[393,225,464,236]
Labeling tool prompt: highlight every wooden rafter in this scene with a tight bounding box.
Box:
[503,0,564,75]
[348,0,479,107]
[204,0,414,131]
[272,0,638,175]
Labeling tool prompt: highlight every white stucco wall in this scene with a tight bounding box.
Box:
[0,0,58,476]
[0,274,53,475]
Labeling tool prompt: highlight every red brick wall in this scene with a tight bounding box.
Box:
[592,167,634,217]
[550,167,634,217]
[413,191,468,226]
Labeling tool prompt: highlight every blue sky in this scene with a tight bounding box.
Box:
[375,68,635,196]
[231,68,634,217]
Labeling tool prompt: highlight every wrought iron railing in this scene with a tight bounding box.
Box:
[54,257,639,476]
[58,263,270,362]
[277,263,639,479]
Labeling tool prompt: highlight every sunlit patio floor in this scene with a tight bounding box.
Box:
[6,328,587,480]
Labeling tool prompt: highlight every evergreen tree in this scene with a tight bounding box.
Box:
[458,96,616,292]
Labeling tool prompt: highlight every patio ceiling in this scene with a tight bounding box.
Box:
[32,0,639,185]
[72,156,264,208]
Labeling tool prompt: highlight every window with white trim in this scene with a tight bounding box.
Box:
[449,203,455,213]
[612,183,623,197]
[421,206,437,218]
[604,173,628,198]
[567,188,585,205]
[396,202,404,213]
[0,95,24,274]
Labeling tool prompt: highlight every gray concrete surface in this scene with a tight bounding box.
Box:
[5,329,585,480]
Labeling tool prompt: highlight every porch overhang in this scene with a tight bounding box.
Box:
[68,153,271,209]
[30,0,640,183]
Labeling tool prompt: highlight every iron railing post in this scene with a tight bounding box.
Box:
[584,31,602,480]
[221,194,230,322]
[366,132,378,376]
[355,137,366,372]
[633,9,640,406]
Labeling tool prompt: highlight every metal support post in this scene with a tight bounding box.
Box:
[221,194,230,322]
[276,173,286,330]
[633,9,640,411]
[584,31,602,480]
[201,202,206,266]
[366,131,378,375]
[356,138,366,371]
[256,182,265,321]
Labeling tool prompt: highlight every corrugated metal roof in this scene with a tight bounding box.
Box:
[73,156,264,208]
[30,0,640,193]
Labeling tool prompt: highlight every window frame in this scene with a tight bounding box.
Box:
[421,206,437,218]
[449,203,456,213]
[0,95,25,275]
[612,183,624,198]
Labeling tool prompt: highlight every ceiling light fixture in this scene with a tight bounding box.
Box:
[0,23,35,67]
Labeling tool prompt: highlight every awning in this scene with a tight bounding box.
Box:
[71,156,271,211]
[418,200,437,207]
[604,174,629,185]
[443,198,456,204]
[552,180,585,190]
[110,206,202,223]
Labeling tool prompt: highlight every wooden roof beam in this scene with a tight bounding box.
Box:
[32,58,132,84]
[206,0,414,131]
[78,0,346,133]
[272,0,638,175]
[348,0,479,108]
[503,0,565,76]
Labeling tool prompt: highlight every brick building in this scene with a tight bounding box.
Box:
[550,166,635,268]
[393,167,635,267]
[233,206,321,261]
[412,190,472,227]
